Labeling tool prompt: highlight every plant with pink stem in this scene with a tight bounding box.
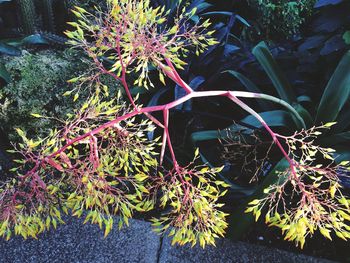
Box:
[0,0,349,248]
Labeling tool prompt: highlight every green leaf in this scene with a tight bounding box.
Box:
[343,31,350,45]
[292,104,313,128]
[324,122,337,127]
[333,109,350,133]
[2,34,49,48]
[340,160,350,166]
[320,227,332,240]
[248,199,260,205]
[191,130,222,144]
[15,128,25,138]
[319,132,350,146]
[252,41,296,104]
[30,113,43,118]
[0,63,11,83]
[22,34,49,45]
[63,90,73,96]
[316,51,350,123]
[0,42,21,56]
[225,70,272,111]
[255,210,261,222]
[159,72,166,85]
[241,110,297,130]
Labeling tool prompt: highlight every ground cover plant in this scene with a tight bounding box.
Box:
[0,49,107,142]
[0,0,350,253]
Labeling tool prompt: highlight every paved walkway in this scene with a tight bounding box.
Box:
[0,216,334,263]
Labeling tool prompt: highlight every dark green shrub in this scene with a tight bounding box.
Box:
[249,0,315,37]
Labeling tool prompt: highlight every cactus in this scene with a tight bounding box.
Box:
[15,0,37,34]
[15,0,57,35]
[39,0,55,33]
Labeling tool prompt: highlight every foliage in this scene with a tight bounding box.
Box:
[0,0,79,41]
[1,0,57,34]
[248,0,315,38]
[246,123,350,248]
[0,0,70,56]
[0,49,120,141]
[190,39,350,248]
[230,41,350,136]
[0,0,229,248]
[2,94,160,239]
[15,0,37,34]
[0,33,67,57]
[64,0,217,91]
[295,0,350,63]
[0,0,349,252]
[220,42,350,247]
[266,0,350,91]
[151,157,229,247]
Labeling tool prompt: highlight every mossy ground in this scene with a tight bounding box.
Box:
[0,49,121,142]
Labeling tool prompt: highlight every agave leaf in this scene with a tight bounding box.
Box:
[319,131,350,146]
[292,104,313,128]
[252,42,297,104]
[241,110,298,130]
[0,34,49,50]
[314,0,343,8]
[0,43,21,56]
[191,130,225,144]
[333,108,350,133]
[225,70,272,111]
[201,12,250,27]
[316,51,350,123]
[22,34,49,45]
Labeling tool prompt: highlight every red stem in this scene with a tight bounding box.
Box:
[163,109,178,169]
[44,90,294,172]
[24,52,297,189]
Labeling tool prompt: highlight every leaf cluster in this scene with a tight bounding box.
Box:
[1,93,160,240]
[151,155,229,248]
[245,124,350,248]
[64,0,217,89]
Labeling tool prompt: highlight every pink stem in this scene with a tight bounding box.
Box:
[19,41,297,186]
[163,109,178,169]
[163,57,193,94]
[228,93,296,176]
[44,90,294,172]
[162,63,297,176]
[160,127,167,166]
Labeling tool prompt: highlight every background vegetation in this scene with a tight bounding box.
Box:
[0,0,349,261]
